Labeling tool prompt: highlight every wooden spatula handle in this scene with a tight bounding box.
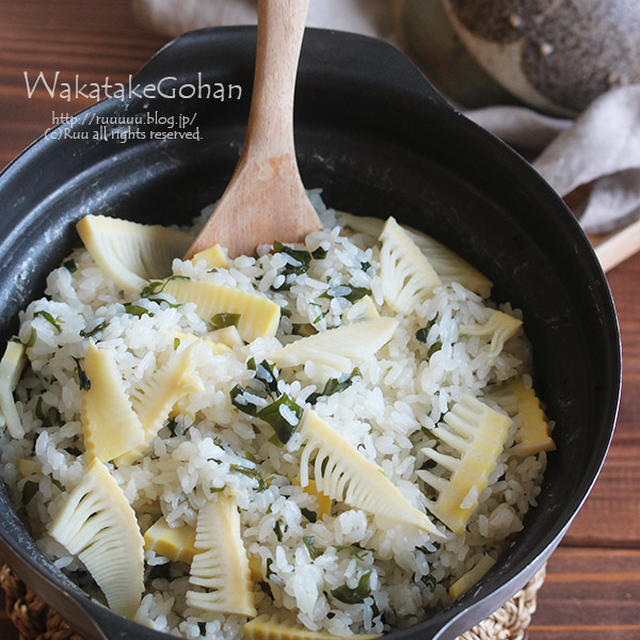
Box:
[184,0,320,259]
[244,0,310,161]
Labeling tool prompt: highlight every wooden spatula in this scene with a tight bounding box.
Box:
[185,0,321,260]
[595,218,640,272]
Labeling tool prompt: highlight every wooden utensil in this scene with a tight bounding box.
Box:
[595,218,640,272]
[185,0,321,260]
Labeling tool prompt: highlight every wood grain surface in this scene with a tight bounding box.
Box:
[1,1,639,638]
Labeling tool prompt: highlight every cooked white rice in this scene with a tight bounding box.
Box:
[1,191,546,639]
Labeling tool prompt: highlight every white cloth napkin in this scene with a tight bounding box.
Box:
[465,87,640,233]
[134,0,640,234]
[133,0,397,42]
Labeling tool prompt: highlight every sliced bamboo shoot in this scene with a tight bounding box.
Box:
[459,311,522,359]
[302,479,332,519]
[0,341,26,438]
[449,554,496,599]
[82,343,144,462]
[337,212,492,297]
[346,295,380,322]
[419,396,510,534]
[166,330,232,355]
[186,495,256,617]
[165,332,230,418]
[18,458,40,479]
[268,318,397,379]
[163,279,280,342]
[300,410,439,535]
[49,457,144,618]
[248,553,264,582]
[244,614,382,640]
[144,516,196,564]
[335,212,385,238]
[116,347,201,465]
[379,217,441,313]
[191,244,228,269]
[406,233,492,298]
[76,215,192,292]
[488,378,555,457]
[207,325,244,347]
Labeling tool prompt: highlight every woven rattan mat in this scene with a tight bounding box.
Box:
[0,563,546,640]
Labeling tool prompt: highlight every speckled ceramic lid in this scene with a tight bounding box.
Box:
[445,0,640,115]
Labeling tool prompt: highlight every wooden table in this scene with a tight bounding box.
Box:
[0,1,638,638]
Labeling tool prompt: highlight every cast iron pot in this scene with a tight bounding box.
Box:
[0,27,621,640]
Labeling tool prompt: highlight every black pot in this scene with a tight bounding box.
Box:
[0,27,621,640]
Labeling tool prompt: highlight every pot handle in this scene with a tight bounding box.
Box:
[300,28,452,110]
[131,26,451,111]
